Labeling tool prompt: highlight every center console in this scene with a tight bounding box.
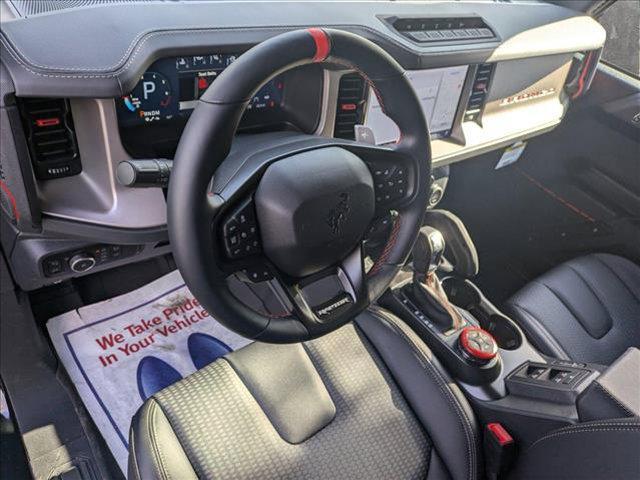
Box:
[381,210,639,448]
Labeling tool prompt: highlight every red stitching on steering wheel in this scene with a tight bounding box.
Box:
[368,213,402,276]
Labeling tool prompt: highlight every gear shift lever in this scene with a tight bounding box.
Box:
[412,226,465,331]
[412,226,446,279]
[422,209,479,279]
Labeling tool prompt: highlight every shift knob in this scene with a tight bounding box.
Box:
[459,327,498,363]
[413,226,446,277]
[422,210,479,278]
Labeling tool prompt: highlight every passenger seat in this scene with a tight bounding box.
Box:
[504,254,640,366]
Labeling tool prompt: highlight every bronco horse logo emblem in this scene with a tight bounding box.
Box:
[326,192,351,237]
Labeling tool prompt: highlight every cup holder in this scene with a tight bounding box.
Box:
[441,277,480,310]
[442,277,523,350]
[482,314,522,350]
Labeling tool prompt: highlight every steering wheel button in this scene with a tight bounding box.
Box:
[244,244,258,254]
[224,220,239,235]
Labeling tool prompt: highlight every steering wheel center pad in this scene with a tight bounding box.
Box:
[256,147,375,278]
[168,28,432,342]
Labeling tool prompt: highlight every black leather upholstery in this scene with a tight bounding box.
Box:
[508,417,640,480]
[504,254,640,365]
[129,310,478,480]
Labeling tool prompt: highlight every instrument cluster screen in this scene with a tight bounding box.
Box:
[116,54,284,127]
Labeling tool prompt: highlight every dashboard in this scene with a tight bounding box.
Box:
[0,0,606,290]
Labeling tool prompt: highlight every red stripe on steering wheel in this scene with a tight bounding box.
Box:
[308,28,330,62]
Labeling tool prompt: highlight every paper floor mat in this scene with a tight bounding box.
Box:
[47,270,252,474]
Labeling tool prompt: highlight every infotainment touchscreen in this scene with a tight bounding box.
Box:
[365,65,468,143]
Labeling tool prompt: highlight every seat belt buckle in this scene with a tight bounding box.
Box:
[484,422,516,480]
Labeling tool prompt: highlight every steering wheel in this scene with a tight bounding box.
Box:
[168,28,432,343]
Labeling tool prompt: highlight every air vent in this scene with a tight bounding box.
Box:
[392,17,496,44]
[18,98,81,179]
[333,73,367,140]
[464,63,494,122]
[565,50,601,100]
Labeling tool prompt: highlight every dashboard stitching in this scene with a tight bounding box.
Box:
[0,24,419,75]
[0,38,120,80]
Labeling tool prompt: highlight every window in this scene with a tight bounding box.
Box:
[597,0,640,78]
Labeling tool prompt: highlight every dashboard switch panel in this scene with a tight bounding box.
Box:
[391,17,496,45]
[42,244,144,277]
[506,361,598,404]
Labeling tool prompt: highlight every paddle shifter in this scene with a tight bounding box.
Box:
[412,226,466,331]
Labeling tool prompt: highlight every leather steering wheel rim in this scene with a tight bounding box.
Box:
[168,28,432,343]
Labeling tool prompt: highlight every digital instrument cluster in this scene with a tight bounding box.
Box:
[116,54,284,127]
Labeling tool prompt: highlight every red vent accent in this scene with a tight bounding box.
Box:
[35,117,61,127]
[571,51,594,100]
[0,180,20,221]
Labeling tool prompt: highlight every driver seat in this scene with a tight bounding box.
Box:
[128,309,640,480]
[129,309,479,480]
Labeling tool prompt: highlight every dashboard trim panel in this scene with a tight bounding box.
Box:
[0,2,605,98]
[38,98,167,228]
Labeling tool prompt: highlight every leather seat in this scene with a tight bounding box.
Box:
[129,309,481,480]
[504,253,640,366]
[129,308,640,479]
